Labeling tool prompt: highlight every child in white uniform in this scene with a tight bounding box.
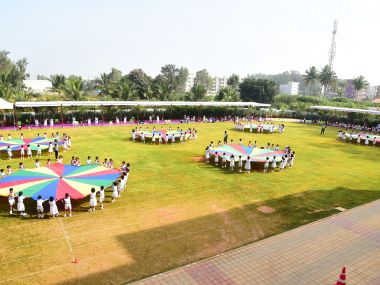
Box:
[36,145,42,158]
[86,156,92,165]
[152,134,156,144]
[171,135,175,144]
[111,182,118,203]
[35,159,41,168]
[89,188,97,212]
[214,152,219,166]
[230,155,235,172]
[48,196,59,217]
[27,145,32,158]
[17,192,27,216]
[245,156,251,173]
[63,193,72,217]
[117,179,123,197]
[365,136,369,146]
[238,155,243,172]
[222,153,227,168]
[8,188,15,214]
[36,195,45,219]
[48,143,53,156]
[158,134,162,145]
[20,145,25,159]
[271,157,277,172]
[7,146,12,160]
[264,157,270,173]
[99,185,105,210]
[205,147,210,162]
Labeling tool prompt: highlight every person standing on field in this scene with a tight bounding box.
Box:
[223,131,228,145]
[320,124,326,135]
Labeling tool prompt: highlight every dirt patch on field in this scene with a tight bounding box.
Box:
[157,208,180,223]
[191,156,205,162]
[257,205,275,214]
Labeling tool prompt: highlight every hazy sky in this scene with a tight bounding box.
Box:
[2,0,379,84]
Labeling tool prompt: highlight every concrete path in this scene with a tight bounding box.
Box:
[131,199,380,285]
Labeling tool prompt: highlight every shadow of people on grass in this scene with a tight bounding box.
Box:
[51,187,380,285]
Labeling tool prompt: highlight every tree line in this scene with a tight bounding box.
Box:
[0,50,370,105]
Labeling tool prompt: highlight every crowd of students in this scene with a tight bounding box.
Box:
[338,131,378,146]
[6,159,130,218]
[234,122,286,134]
[205,138,295,173]
[132,126,198,144]
[1,132,72,160]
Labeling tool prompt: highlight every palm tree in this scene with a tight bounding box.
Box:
[156,81,172,101]
[0,73,15,100]
[63,77,83,100]
[186,85,207,101]
[49,74,66,95]
[303,66,318,96]
[96,73,113,96]
[319,65,337,96]
[117,80,138,101]
[215,86,240,101]
[352,75,368,100]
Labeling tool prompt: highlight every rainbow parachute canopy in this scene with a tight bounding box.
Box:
[0,164,120,200]
[210,144,286,162]
[0,138,64,151]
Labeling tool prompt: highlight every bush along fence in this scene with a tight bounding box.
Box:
[0,105,379,127]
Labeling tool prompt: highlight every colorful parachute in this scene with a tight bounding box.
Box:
[0,137,64,151]
[0,164,120,200]
[209,144,286,162]
[134,129,191,139]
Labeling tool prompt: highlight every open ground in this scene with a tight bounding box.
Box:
[0,121,379,285]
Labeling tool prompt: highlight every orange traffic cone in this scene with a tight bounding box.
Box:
[334,266,346,285]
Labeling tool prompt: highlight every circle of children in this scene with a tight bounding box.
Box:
[132,126,198,144]
[234,122,286,134]
[2,132,130,219]
[205,133,295,174]
[337,130,379,146]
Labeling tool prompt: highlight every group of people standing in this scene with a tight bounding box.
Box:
[7,161,130,218]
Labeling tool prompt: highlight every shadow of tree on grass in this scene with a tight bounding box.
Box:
[54,187,380,285]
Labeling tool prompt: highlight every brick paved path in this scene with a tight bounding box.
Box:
[131,200,380,285]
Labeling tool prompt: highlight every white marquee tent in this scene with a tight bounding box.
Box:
[14,101,270,108]
[0,98,14,110]
[310,106,380,116]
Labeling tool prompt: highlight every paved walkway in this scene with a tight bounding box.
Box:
[131,200,380,285]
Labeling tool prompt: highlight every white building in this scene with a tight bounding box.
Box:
[279,82,300,95]
[185,74,196,92]
[208,76,228,95]
[23,80,52,93]
[185,74,228,96]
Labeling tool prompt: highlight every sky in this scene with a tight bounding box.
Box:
[1,0,379,85]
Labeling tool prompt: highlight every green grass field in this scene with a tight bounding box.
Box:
[0,121,379,285]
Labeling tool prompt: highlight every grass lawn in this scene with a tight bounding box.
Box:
[0,121,379,285]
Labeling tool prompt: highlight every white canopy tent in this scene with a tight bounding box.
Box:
[310,106,380,116]
[15,101,270,108]
[0,98,13,110]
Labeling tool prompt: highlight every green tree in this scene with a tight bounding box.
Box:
[239,78,276,103]
[176,66,189,94]
[215,86,240,102]
[96,73,113,96]
[227,74,240,90]
[352,75,368,100]
[319,65,337,96]
[127,69,151,99]
[186,85,207,101]
[63,76,84,100]
[117,78,138,100]
[194,69,212,90]
[0,73,15,100]
[303,66,319,96]
[49,74,66,94]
